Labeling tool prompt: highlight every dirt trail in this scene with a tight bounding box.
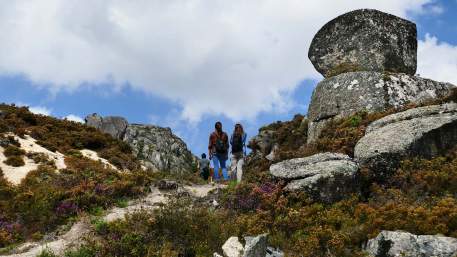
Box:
[1,183,224,257]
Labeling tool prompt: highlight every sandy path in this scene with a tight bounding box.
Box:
[0,135,66,185]
[0,183,224,257]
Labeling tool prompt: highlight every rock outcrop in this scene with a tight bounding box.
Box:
[306,9,455,143]
[269,153,359,203]
[243,234,268,257]
[217,234,281,257]
[248,130,275,156]
[222,237,244,257]
[354,103,457,174]
[85,114,196,173]
[85,113,128,139]
[309,9,417,78]
[365,231,457,257]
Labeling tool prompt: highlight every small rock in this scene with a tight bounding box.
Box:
[157,179,179,190]
[365,230,457,257]
[0,110,5,119]
[222,237,244,257]
[265,144,279,161]
[266,247,284,257]
[309,9,417,77]
[243,234,268,257]
[213,253,223,257]
[248,130,275,156]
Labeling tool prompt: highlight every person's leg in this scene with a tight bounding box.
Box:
[236,157,244,182]
[212,155,220,181]
[219,155,228,180]
[230,155,237,180]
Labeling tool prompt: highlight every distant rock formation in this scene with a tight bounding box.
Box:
[306,9,455,143]
[365,231,457,257]
[85,114,196,173]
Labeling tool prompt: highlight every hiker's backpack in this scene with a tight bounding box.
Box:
[232,134,243,153]
[215,134,227,154]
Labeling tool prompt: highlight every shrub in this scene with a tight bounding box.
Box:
[4,156,25,167]
[3,145,25,157]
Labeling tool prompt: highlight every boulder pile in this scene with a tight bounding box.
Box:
[307,9,454,143]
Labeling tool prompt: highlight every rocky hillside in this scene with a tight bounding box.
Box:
[3,8,457,257]
[85,114,196,173]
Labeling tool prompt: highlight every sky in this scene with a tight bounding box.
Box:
[1,0,457,155]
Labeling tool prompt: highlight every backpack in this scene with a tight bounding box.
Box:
[232,134,243,153]
[215,134,227,154]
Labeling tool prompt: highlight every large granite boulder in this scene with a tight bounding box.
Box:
[355,103,457,174]
[365,231,457,257]
[309,9,417,78]
[307,71,454,142]
[270,153,359,203]
[124,124,195,173]
[85,113,128,139]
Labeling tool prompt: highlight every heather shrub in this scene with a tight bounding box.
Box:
[3,145,25,157]
[4,156,25,167]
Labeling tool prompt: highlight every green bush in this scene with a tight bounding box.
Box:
[3,145,25,157]
[4,156,25,167]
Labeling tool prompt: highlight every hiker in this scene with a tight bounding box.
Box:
[198,153,210,182]
[230,123,247,182]
[208,121,229,181]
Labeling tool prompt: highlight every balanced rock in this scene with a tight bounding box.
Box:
[309,9,417,78]
[355,103,457,174]
[270,153,359,203]
[307,71,454,142]
[365,231,457,257]
[85,113,128,139]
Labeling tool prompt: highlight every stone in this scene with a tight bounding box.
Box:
[266,247,284,257]
[156,179,179,190]
[265,144,279,162]
[243,234,268,257]
[0,110,5,119]
[270,153,359,203]
[222,237,244,257]
[85,113,128,139]
[355,103,457,175]
[365,230,457,257]
[307,71,454,142]
[124,124,196,173]
[213,253,223,257]
[248,130,275,155]
[309,9,417,78]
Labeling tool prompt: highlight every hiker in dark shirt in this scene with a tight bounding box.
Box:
[198,153,210,181]
[230,123,247,182]
[208,121,229,181]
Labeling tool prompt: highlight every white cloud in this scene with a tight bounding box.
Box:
[65,114,84,123]
[418,34,457,85]
[0,0,437,122]
[14,102,52,116]
[28,106,52,116]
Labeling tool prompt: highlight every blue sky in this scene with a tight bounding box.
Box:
[1,1,457,155]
